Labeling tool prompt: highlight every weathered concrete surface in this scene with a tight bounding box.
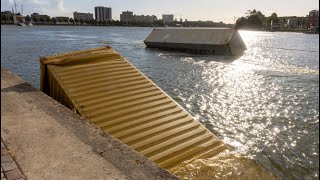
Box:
[1,67,178,180]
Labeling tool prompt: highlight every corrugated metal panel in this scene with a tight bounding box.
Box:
[228,30,247,56]
[40,46,228,172]
[144,28,233,44]
[144,28,246,56]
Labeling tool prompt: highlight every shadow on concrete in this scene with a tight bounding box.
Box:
[1,82,37,93]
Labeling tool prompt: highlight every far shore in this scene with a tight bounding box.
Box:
[1,23,319,34]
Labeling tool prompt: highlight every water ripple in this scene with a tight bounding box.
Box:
[1,25,319,179]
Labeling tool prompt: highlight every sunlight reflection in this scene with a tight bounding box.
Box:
[167,31,319,179]
[171,151,277,180]
[239,30,260,44]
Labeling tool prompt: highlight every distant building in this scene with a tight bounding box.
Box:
[120,11,134,24]
[54,16,70,24]
[31,13,50,23]
[31,13,50,19]
[94,6,112,22]
[162,14,174,23]
[133,15,157,23]
[55,16,70,20]
[280,16,303,29]
[269,15,309,31]
[120,11,157,24]
[307,10,319,29]
[73,11,93,21]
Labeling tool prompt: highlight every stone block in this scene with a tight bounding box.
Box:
[1,155,13,163]
[1,161,17,172]
[1,149,9,156]
[4,169,22,180]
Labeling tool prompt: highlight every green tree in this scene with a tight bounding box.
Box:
[9,14,13,21]
[236,9,266,29]
[40,16,45,23]
[246,9,257,17]
[25,15,31,22]
[156,20,164,26]
[45,16,51,22]
[247,14,264,28]
[236,17,247,28]
[114,20,121,26]
[69,18,74,24]
[32,16,38,23]
[1,14,8,21]
[268,12,279,24]
[52,17,57,23]
[88,19,94,25]
[51,17,57,24]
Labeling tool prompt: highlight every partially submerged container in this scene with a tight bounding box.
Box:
[144,28,247,56]
[40,46,228,173]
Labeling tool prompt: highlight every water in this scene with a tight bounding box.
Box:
[1,25,319,179]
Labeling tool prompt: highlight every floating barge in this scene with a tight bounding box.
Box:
[144,28,247,56]
[40,46,228,172]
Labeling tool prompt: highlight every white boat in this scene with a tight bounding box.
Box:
[17,22,26,26]
[26,22,33,26]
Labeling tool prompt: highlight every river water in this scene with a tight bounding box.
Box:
[1,25,319,179]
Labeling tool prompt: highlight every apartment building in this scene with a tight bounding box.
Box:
[94,6,112,22]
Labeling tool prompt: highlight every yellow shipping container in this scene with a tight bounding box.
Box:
[40,46,228,172]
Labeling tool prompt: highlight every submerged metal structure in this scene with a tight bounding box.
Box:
[40,46,228,172]
[144,28,247,56]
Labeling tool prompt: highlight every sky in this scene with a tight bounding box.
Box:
[1,0,319,23]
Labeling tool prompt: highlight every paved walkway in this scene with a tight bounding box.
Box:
[1,68,130,179]
[1,139,25,180]
[1,67,177,180]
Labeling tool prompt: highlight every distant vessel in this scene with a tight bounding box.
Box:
[14,15,32,26]
[16,22,26,26]
[12,0,31,26]
[25,22,33,26]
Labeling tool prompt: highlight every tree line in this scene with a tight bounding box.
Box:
[1,12,232,27]
[25,15,233,27]
[1,13,14,22]
[236,9,280,30]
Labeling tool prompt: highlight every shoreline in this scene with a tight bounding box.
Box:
[1,23,318,34]
[1,23,161,27]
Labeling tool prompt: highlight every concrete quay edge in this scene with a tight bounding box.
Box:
[1,66,178,180]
